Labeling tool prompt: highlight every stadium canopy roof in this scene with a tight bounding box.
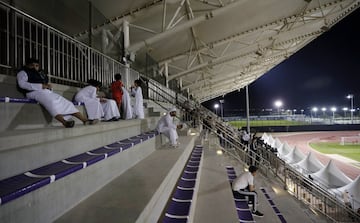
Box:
[17,0,360,103]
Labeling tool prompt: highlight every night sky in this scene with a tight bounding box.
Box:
[203,8,360,115]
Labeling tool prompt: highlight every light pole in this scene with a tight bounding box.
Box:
[312,107,318,117]
[321,107,327,117]
[331,107,336,123]
[219,99,224,118]
[343,107,348,118]
[214,103,219,115]
[274,100,283,115]
[347,94,354,124]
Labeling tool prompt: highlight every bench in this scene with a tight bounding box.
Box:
[0,130,158,205]
[0,96,84,105]
[0,96,87,131]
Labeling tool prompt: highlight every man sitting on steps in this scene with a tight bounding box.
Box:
[232,165,264,217]
[17,58,88,128]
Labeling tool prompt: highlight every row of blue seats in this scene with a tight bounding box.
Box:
[162,145,204,223]
[260,188,287,223]
[0,97,84,105]
[225,166,255,223]
[0,130,159,206]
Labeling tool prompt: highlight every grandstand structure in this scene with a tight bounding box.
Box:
[1,0,360,222]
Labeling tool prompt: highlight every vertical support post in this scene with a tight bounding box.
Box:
[88,1,92,47]
[164,62,169,88]
[162,0,167,32]
[245,85,250,134]
[101,29,107,53]
[8,0,15,68]
[123,20,130,88]
[351,96,354,124]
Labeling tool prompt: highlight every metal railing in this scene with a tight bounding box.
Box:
[0,1,139,88]
[255,139,360,222]
[187,101,360,222]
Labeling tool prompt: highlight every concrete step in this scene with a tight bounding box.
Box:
[0,117,161,180]
[54,135,198,223]
[0,132,163,223]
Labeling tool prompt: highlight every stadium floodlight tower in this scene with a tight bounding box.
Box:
[312,107,318,117]
[331,107,337,123]
[321,107,327,116]
[346,94,354,124]
[219,99,224,118]
[274,100,283,114]
[343,107,348,118]
[214,103,219,115]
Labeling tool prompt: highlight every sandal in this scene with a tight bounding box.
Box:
[64,120,75,128]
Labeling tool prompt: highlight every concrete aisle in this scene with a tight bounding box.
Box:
[197,134,330,223]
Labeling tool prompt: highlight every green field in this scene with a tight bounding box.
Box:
[309,142,360,162]
[229,120,307,128]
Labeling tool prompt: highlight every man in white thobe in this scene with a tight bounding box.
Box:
[17,58,88,128]
[121,86,133,120]
[131,79,144,119]
[156,108,182,147]
[75,79,120,122]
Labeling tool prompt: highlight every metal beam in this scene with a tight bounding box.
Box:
[183,64,271,90]
[168,28,321,81]
[127,0,248,53]
[158,0,345,65]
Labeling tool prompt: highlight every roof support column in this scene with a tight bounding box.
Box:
[179,77,183,89]
[123,20,130,88]
[164,62,169,88]
[245,85,250,135]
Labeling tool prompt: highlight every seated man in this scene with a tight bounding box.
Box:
[17,58,88,128]
[156,108,182,147]
[232,166,264,217]
[75,79,120,122]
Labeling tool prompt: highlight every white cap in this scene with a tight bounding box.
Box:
[169,107,176,112]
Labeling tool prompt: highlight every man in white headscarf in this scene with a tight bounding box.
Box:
[156,108,183,147]
[17,58,88,128]
[131,79,144,119]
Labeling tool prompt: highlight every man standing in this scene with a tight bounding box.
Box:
[232,166,264,217]
[17,58,88,128]
[111,73,123,111]
[156,108,182,147]
[131,79,144,119]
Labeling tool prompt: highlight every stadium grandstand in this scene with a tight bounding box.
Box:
[0,0,359,222]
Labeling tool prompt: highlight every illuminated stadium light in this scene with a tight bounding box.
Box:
[346,94,354,124]
[274,100,283,108]
[214,103,219,115]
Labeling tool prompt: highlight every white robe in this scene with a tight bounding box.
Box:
[156,113,178,145]
[121,87,133,120]
[131,86,144,119]
[17,70,79,117]
[75,86,120,121]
